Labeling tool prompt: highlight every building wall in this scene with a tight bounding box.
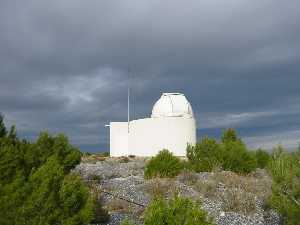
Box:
[129,117,196,156]
[110,122,128,156]
[110,117,196,157]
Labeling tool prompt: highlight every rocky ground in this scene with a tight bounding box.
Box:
[74,157,281,225]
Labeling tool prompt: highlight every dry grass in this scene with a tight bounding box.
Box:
[177,169,198,185]
[196,180,219,199]
[107,199,131,213]
[118,156,130,163]
[143,169,271,215]
[195,170,272,215]
[144,178,178,199]
[87,174,102,183]
[81,154,107,163]
[213,171,272,199]
[217,187,257,214]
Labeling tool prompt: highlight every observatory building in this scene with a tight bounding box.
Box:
[109,93,196,157]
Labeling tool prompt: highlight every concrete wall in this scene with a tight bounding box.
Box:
[110,122,128,157]
[110,117,196,157]
[129,117,196,156]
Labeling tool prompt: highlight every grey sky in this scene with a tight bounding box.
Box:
[1,0,300,151]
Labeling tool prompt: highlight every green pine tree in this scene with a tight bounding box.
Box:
[8,125,16,139]
[0,113,7,138]
[221,128,239,143]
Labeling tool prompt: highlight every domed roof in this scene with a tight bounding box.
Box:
[151,93,194,118]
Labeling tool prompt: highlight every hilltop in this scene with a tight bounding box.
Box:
[75,156,280,225]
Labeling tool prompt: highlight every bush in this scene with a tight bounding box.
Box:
[59,173,95,224]
[91,200,110,224]
[12,156,95,225]
[221,140,257,174]
[144,149,183,179]
[268,146,300,225]
[186,129,257,174]
[187,137,222,172]
[0,115,106,225]
[143,195,215,225]
[221,128,240,143]
[255,149,270,169]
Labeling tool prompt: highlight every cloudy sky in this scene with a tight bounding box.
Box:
[1,0,300,152]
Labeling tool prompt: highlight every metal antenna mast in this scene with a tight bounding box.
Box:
[127,69,130,133]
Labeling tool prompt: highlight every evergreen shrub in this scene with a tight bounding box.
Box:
[187,129,257,174]
[268,146,300,225]
[0,113,108,225]
[144,195,215,225]
[255,149,270,169]
[144,149,183,179]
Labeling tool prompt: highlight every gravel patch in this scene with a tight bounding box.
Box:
[101,212,142,225]
[76,160,280,225]
[74,159,145,180]
[101,175,149,207]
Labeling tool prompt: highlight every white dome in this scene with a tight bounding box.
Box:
[151,93,194,118]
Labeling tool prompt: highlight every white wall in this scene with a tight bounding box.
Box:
[110,122,128,156]
[129,117,196,156]
[110,117,196,157]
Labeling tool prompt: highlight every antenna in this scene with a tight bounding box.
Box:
[127,69,130,133]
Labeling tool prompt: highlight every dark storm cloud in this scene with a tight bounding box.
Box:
[1,0,300,151]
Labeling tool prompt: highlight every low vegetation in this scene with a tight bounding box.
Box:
[144,178,177,199]
[121,194,216,225]
[144,149,183,179]
[0,114,109,225]
[186,137,222,172]
[267,146,300,225]
[2,110,300,225]
[143,195,215,225]
[119,156,130,163]
[82,151,109,163]
[107,199,130,213]
[187,129,258,174]
[143,128,300,224]
[195,171,272,215]
[121,218,137,225]
[255,148,271,169]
